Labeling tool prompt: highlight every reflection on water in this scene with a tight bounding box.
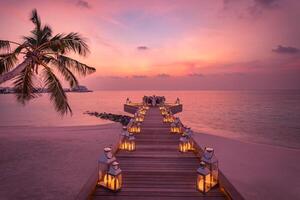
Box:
[0,90,300,148]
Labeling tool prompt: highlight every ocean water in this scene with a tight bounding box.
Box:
[0,90,300,149]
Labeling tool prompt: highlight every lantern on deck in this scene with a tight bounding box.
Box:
[103,161,122,191]
[197,161,211,193]
[201,147,219,188]
[119,132,136,151]
[128,122,141,133]
[138,108,147,115]
[179,135,188,152]
[163,114,175,123]
[98,147,116,187]
[143,105,149,110]
[170,122,181,134]
[160,107,168,115]
[135,113,144,122]
[183,128,194,151]
[119,127,129,150]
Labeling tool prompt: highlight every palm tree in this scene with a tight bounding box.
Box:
[0,9,96,115]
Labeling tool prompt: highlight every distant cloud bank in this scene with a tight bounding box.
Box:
[272,45,300,54]
[77,0,91,9]
[137,46,149,51]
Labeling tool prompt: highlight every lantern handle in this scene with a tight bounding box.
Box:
[203,149,214,160]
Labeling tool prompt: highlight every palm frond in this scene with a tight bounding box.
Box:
[40,25,53,43]
[0,53,18,75]
[42,32,90,56]
[30,9,41,31]
[0,40,10,52]
[0,44,26,74]
[13,62,36,104]
[42,65,72,115]
[57,55,96,76]
[47,56,79,88]
[23,36,37,47]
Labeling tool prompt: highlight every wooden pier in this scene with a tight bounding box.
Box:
[92,106,228,200]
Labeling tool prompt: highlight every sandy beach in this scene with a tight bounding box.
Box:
[1,123,299,200]
[0,124,121,200]
[193,132,300,200]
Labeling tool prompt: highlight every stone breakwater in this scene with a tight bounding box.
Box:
[85,111,131,126]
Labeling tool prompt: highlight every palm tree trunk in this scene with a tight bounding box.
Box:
[0,58,31,84]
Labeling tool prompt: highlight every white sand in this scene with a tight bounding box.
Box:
[0,124,121,200]
[193,133,300,200]
[1,124,299,200]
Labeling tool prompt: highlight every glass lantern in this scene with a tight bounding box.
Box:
[170,122,181,134]
[160,107,168,115]
[120,132,136,151]
[197,161,211,193]
[103,161,122,191]
[119,127,129,150]
[201,147,218,188]
[119,126,129,149]
[186,136,194,151]
[127,133,136,151]
[135,113,144,122]
[183,128,194,151]
[163,114,174,123]
[139,108,146,115]
[128,122,141,133]
[98,147,116,187]
[142,105,149,110]
[179,135,188,152]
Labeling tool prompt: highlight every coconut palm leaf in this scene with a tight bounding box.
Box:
[42,33,89,56]
[57,55,95,76]
[0,40,10,52]
[39,25,53,44]
[42,65,72,115]
[0,44,27,74]
[47,56,79,88]
[0,53,18,74]
[13,62,36,104]
[30,9,41,32]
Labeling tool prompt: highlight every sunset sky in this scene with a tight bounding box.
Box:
[1,0,300,90]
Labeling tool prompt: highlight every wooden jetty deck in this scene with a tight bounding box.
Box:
[92,107,226,200]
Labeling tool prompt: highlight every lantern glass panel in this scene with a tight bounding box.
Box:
[197,162,211,193]
[98,147,116,186]
[186,138,194,151]
[179,137,188,152]
[104,173,122,191]
[105,161,122,191]
[197,174,211,193]
[202,147,219,187]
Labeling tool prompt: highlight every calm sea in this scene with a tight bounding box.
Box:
[0,90,300,149]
